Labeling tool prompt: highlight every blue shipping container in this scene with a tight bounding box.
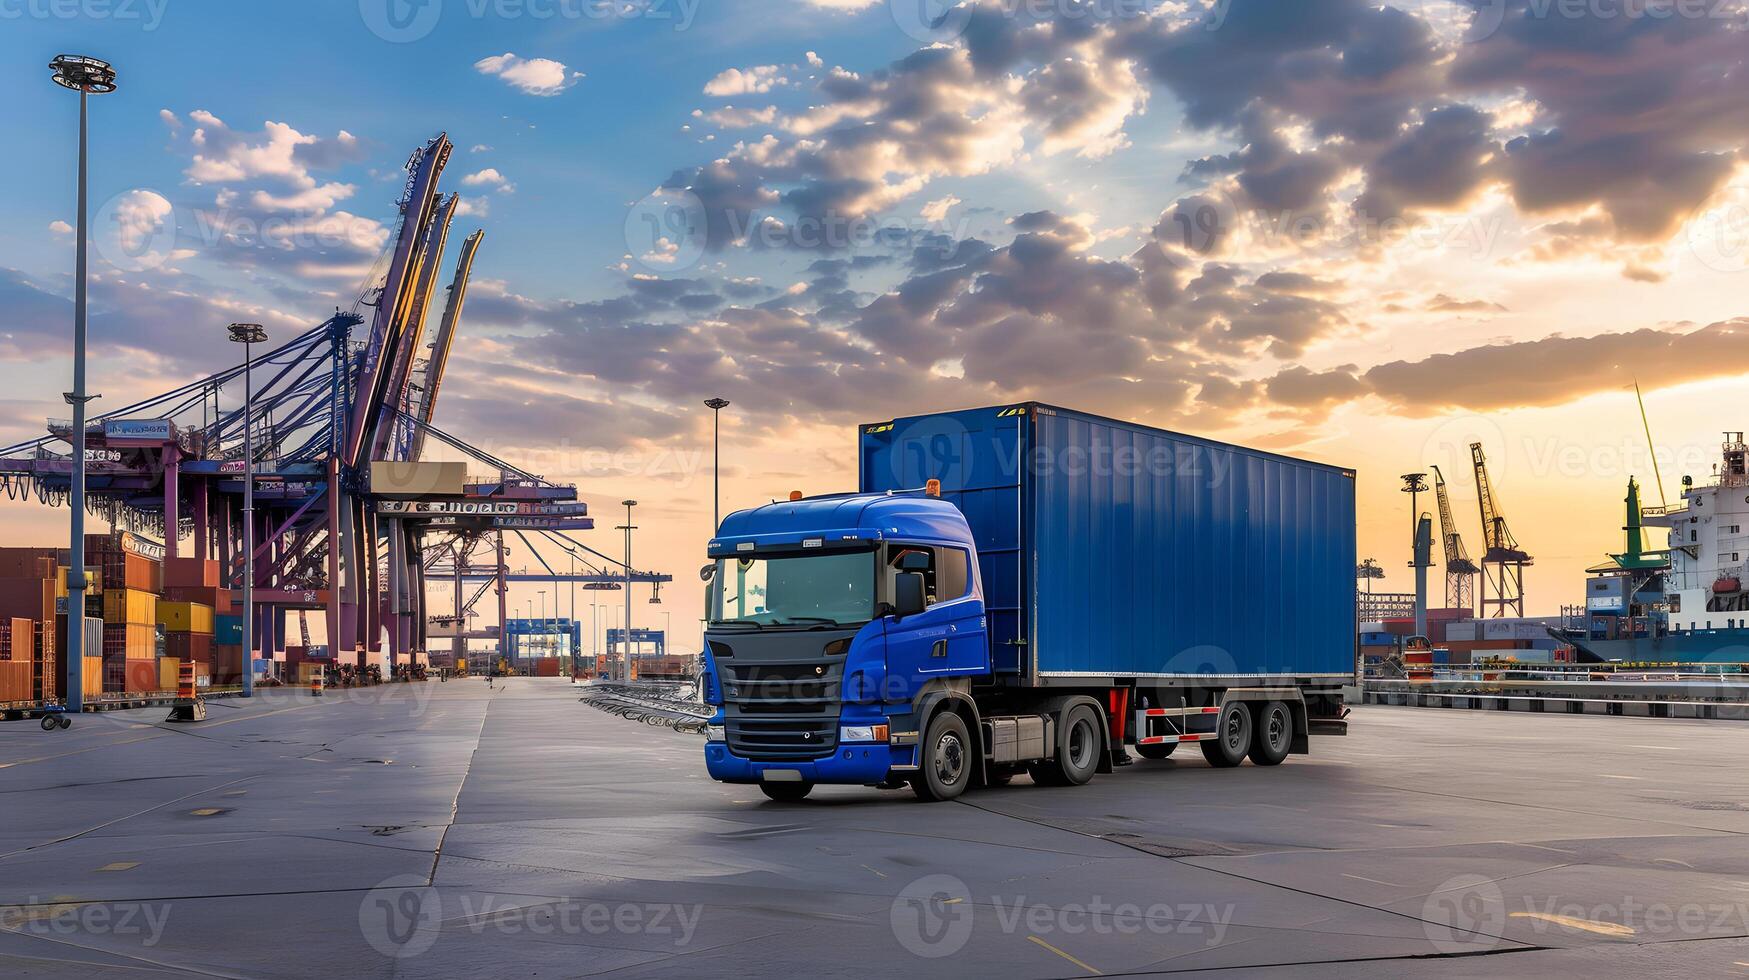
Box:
[860,403,1356,681]
[215,615,243,646]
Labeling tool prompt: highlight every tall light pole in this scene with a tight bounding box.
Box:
[537,589,547,656]
[704,398,729,530]
[228,323,267,696]
[618,500,636,682]
[51,55,116,714]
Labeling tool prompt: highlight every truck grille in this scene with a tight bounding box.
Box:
[721,659,844,761]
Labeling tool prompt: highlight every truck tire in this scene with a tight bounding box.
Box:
[912,710,972,802]
[1034,703,1101,786]
[1134,742,1177,760]
[1248,701,1292,766]
[1201,701,1251,768]
[759,782,814,802]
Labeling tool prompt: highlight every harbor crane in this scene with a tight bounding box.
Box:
[1430,465,1479,612]
[1470,442,1533,617]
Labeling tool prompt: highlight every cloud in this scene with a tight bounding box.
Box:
[474,53,583,96]
[462,169,516,194]
[704,65,788,96]
[48,221,73,236]
[1264,319,1749,417]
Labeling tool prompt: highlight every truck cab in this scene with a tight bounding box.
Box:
[700,491,992,800]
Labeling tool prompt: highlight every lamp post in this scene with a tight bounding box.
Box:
[704,398,730,530]
[51,55,116,714]
[537,589,547,657]
[228,323,266,696]
[617,500,636,682]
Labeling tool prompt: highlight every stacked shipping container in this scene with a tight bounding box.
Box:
[90,535,164,695]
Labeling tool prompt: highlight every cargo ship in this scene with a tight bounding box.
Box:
[1569,433,1749,665]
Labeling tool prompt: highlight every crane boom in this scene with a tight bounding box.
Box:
[1431,466,1477,570]
[1471,442,1518,552]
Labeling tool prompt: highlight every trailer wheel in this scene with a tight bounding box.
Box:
[912,710,972,802]
[1201,701,1251,768]
[759,782,814,802]
[1247,701,1291,766]
[1134,742,1177,760]
[40,715,57,732]
[58,716,71,730]
[1041,703,1101,786]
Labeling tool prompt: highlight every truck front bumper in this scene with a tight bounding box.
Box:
[705,741,917,785]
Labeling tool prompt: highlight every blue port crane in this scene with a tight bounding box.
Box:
[0,134,671,683]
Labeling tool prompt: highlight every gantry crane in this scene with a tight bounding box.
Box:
[1430,465,1479,612]
[1471,443,1533,618]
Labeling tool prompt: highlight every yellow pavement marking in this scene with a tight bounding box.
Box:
[95,862,139,872]
[1595,774,1642,780]
[1509,912,1635,937]
[1028,935,1101,975]
[860,865,888,879]
[189,808,224,817]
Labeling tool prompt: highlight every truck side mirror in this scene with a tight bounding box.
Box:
[893,572,927,620]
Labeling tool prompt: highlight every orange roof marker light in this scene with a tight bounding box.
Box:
[789,490,804,501]
[926,480,941,497]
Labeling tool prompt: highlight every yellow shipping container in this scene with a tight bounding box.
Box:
[160,657,182,691]
[104,589,157,627]
[157,601,214,635]
[55,566,104,599]
[298,662,326,685]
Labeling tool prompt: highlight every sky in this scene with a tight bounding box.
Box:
[5,0,1749,651]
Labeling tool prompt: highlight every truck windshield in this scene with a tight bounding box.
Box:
[709,550,877,627]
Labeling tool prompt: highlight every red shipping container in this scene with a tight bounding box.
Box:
[209,644,243,685]
[0,578,56,624]
[165,631,213,664]
[534,657,561,677]
[0,549,58,580]
[163,558,219,590]
[123,658,160,693]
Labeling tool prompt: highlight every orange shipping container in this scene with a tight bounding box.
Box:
[160,657,181,691]
[0,660,30,701]
[82,655,103,699]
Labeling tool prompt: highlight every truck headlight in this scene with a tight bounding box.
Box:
[839,724,889,743]
[705,725,725,742]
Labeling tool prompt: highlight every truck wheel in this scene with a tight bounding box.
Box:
[1134,742,1177,760]
[1248,701,1292,766]
[759,782,814,802]
[912,711,972,802]
[1047,703,1102,786]
[1200,701,1251,768]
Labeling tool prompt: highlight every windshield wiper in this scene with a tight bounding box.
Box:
[709,619,762,628]
[777,616,858,630]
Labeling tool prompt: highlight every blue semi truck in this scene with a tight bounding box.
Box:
[700,404,1356,802]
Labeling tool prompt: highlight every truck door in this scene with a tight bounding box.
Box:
[883,545,988,698]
